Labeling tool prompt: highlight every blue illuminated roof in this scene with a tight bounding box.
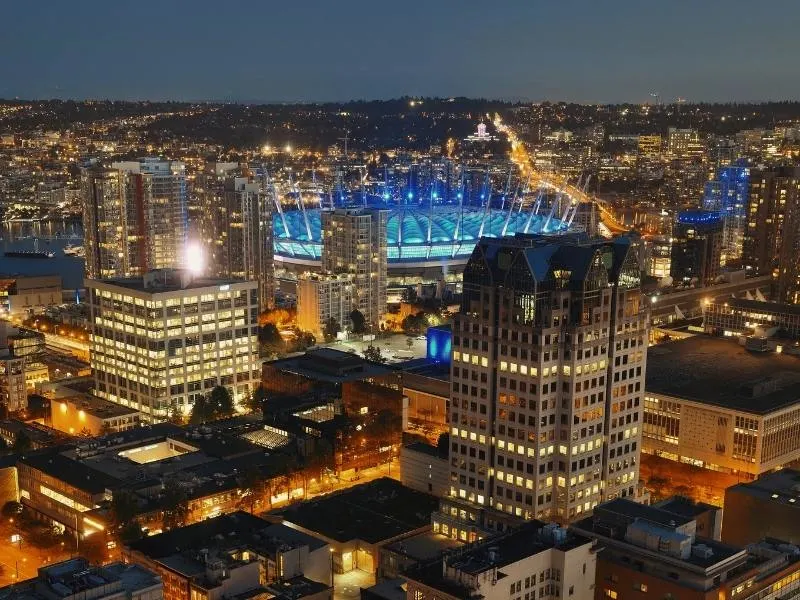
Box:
[274,206,568,263]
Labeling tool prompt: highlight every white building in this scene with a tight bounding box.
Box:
[405,521,596,600]
[321,208,387,331]
[296,272,353,339]
[87,269,260,421]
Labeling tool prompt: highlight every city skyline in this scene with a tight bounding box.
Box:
[3,0,800,104]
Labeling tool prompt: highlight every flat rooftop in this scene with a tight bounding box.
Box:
[384,531,462,561]
[646,335,800,413]
[89,273,245,293]
[272,477,438,544]
[266,349,394,383]
[59,394,140,418]
[726,468,800,506]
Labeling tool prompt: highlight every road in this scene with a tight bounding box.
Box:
[493,114,630,235]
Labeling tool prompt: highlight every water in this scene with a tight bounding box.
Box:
[0,219,85,290]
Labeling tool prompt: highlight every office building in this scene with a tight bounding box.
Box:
[667,127,704,158]
[0,353,26,412]
[573,497,800,600]
[321,208,387,330]
[82,159,187,279]
[670,210,723,286]
[87,269,259,421]
[296,272,353,340]
[744,166,800,303]
[644,335,800,478]
[404,521,596,600]
[723,468,800,546]
[703,162,750,264]
[637,134,662,158]
[195,162,274,310]
[0,558,162,600]
[449,233,648,529]
[704,297,800,339]
[124,512,331,600]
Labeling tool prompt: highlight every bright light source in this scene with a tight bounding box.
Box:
[285,144,292,153]
[262,144,270,154]
[186,242,205,275]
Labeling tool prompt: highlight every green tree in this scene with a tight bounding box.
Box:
[259,322,284,353]
[245,385,268,414]
[349,309,366,334]
[323,317,341,342]
[401,313,427,335]
[190,386,234,424]
[161,479,189,530]
[406,337,414,349]
[363,344,386,363]
[110,490,143,543]
[237,466,267,513]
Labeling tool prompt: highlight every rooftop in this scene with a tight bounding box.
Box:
[265,349,395,384]
[723,297,800,317]
[726,468,800,506]
[261,576,331,600]
[58,394,140,419]
[272,477,438,544]
[88,269,246,294]
[646,335,800,413]
[383,531,462,561]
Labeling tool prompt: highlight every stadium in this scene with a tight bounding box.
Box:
[273,198,571,295]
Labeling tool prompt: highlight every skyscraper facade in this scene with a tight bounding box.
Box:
[196,162,274,310]
[670,210,723,286]
[744,166,800,303]
[82,159,187,278]
[448,233,648,526]
[321,208,388,330]
[702,162,749,264]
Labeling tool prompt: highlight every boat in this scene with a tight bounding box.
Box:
[63,244,85,257]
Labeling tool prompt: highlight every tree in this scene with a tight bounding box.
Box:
[363,344,386,363]
[190,386,234,424]
[166,404,185,425]
[1,501,22,518]
[406,337,414,349]
[110,490,142,543]
[161,480,189,530]
[237,466,267,513]
[245,385,268,414]
[349,309,366,334]
[79,427,93,438]
[323,317,341,342]
[436,432,449,457]
[12,431,31,454]
[401,312,427,335]
[259,322,284,353]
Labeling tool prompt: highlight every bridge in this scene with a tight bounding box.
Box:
[493,114,629,236]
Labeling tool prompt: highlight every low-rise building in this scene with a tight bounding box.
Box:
[124,512,331,600]
[378,531,461,581]
[399,442,448,497]
[644,335,800,478]
[0,275,62,316]
[705,297,800,340]
[0,557,162,600]
[272,478,437,576]
[404,521,596,600]
[572,497,800,600]
[50,394,141,435]
[723,468,800,546]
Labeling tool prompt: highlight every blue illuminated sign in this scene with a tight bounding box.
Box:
[426,325,452,364]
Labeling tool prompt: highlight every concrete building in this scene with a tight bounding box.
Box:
[400,442,449,497]
[0,354,26,412]
[0,558,162,600]
[448,233,648,532]
[50,394,141,436]
[667,127,704,158]
[124,512,331,600]
[404,520,596,600]
[296,272,353,339]
[321,208,387,331]
[195,162,274,310]
[644,335,800,478]
[744,166,800,303]
[723,469,800,547]
[574,498,800,600]
[637,134,663,158]
[704,297,800,339]
[0,275,61,316]
[87,269,260,421]
[670,210,723,286]
[82,159,187,279]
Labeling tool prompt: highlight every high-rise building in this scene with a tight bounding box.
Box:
[87,269,260,421]
[195,162,274,309]
[744,166,800,302]
[670,210,723,286]
[321,208,388,330]
[702,162,750,264]
[296,272,353,340]
[448,233,648,527]
[82,159,187,279]
[667,127,704,158]
[637,135,662,158]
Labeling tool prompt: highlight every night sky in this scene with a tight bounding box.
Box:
[2,0,799,103]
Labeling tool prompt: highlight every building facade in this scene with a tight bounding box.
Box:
[670,210,723,286]
[82,159,187,279]
[87,269,259,421]
[744,166,800,303]
[448,233,648,530]
[703,162,749,264]
[704,297,800,339]
[195,162,274,310]
[0,275,62,316]
[296,272,354,339]
[321,208,388,330]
